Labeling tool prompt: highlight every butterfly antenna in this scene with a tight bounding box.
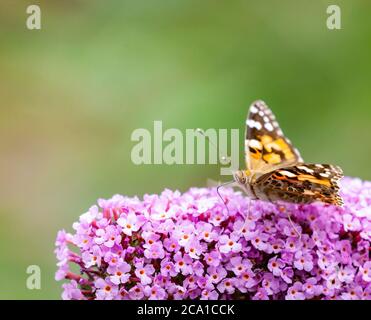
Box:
[196,128,229,163]
[196,128,234,215]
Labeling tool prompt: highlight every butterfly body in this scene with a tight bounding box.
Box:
[233,100,343,206]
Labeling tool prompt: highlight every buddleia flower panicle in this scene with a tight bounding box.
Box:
[55,177,370,300]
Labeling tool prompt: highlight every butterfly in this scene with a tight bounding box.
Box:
[232,100,343,206]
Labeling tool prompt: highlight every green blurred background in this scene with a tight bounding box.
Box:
[0,0,370,299]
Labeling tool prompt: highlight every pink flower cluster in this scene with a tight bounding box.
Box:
[55,177,370,300]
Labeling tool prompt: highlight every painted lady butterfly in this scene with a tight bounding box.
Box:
[233,100,343,206]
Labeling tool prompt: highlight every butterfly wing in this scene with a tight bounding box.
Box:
[254,164,344,206]
[245,100,303,177]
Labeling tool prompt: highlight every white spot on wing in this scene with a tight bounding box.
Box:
[248,139,263,149]
[297,166,314,173]
[255,121,262,130]
[279,170,296,178]
[246,119,254,127]
[247,119,262,130]
[264,123,274,131]
[250,105,258,113]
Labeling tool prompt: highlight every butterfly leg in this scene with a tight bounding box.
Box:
[216,183,231,216]
[235,196,252,239]
[277,204,302,239]
[247,196,251,218]
[264,188,302,239]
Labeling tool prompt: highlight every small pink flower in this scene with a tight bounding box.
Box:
[343,214,361,232]
[117,212,142,236]
[336,240,352,264]
[144,242,165,259]
[62,280,84,300]
[219,234,242,253]
[107,262,131,285]
[171,285,186,300]
[82,245,102,268]
[337,266,355,283]
[294,251,313,272]
[302,278,321,299]
[204,250,221,267]
[160,259,177,277]
[207,266,227,284]
[128,284,145,300]
[250,232,270,251]
[134,261,155,285]
[163,237,180,252]
[184,239,205,259]
[104,251,122,267]
[281,267,294,284]
[359,261,371,282]
[196,222,218,242]
[261,273,280,295]
[217,278,236,294]
[228,256,252,276]
[144,285,167,300]
[173,252,193,275]
[94,278,119,300]
[240,271,257,288]
[201,289,218,300]
[252,288,269,300]
[286,282,305,300]
[268,257,285,276]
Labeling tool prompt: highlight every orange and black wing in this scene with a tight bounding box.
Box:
[254,163,344,206]
[245,100,303,176]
